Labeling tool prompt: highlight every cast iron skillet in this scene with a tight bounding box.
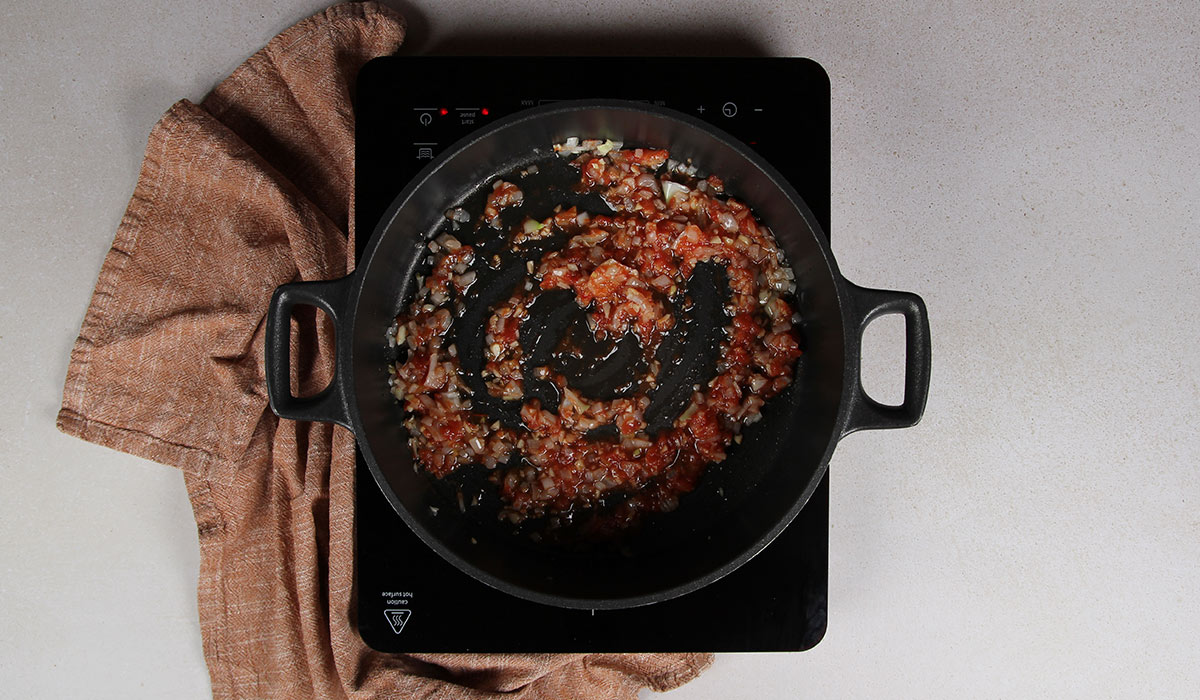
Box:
[264,101,930,610]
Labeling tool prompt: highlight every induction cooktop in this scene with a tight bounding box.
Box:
[353,55,829,652]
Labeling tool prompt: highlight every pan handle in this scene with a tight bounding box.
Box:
[264,276,354,428]
[841,281,931,435]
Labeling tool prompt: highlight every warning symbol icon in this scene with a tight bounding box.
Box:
[384,609,411,634]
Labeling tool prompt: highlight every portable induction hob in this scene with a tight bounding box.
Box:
[354,56,829,652]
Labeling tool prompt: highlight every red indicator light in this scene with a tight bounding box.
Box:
[439,108,449,116]
[482,107,490,116]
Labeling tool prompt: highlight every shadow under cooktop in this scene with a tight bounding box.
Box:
[381,0,770,57]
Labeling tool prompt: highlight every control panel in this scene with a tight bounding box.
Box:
[356,56,830,255]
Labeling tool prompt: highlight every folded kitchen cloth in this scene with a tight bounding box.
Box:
[55,3,713,698]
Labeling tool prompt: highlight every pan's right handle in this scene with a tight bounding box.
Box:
[264,276,354,428]
[841,282,931,436]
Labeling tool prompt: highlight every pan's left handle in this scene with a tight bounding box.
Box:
[841,281,931,436]
[265,276,354,429]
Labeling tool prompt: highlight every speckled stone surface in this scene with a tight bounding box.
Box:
[2,2,1197,697]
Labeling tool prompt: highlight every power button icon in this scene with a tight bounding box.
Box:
[721,102,737,117]
[419,112,433,126]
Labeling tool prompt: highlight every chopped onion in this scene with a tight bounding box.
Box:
[595,139,619,155]
[661,180,690,204]
[435,234,462,251]
[423,349,439,387]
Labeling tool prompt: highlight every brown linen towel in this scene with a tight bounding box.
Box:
[56,3,713,698]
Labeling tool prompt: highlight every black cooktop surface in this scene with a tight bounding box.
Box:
[354,55,829,652]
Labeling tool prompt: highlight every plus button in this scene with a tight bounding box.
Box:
[697,105,706,114]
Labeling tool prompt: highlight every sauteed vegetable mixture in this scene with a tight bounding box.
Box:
[388,139,802,530]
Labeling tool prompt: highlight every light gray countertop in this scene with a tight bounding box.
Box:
[2,2,1197,697]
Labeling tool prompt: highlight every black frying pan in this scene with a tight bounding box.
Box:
[265,100,930,609]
